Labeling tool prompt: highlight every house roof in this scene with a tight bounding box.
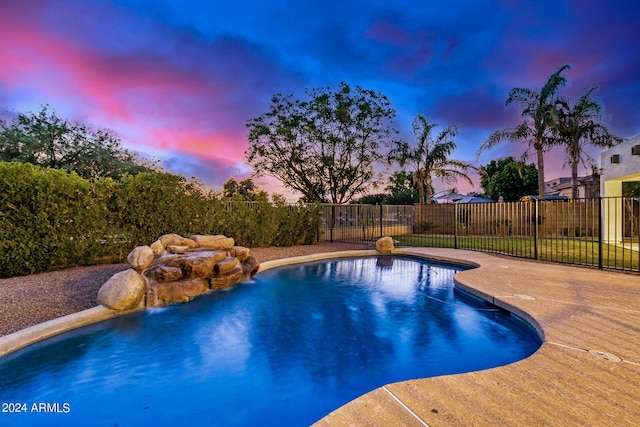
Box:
[457,196,495,203]
[545,176,599,191]
[434,192,465,203]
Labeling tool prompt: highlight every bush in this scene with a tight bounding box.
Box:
[0,162,323,278]
[0,162,108,277]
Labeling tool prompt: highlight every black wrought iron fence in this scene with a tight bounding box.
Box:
[319,198,640,273]
[319,204,414,243]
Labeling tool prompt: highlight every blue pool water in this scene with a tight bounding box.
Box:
[0,256,540,426]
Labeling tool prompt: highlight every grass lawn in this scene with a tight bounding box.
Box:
[394,234,640,271]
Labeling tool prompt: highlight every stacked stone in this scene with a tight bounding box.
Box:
[97,233,260,310]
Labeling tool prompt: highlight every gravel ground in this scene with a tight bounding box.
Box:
[0,242,369,337]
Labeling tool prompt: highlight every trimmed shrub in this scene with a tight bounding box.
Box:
[0,162,108,277]
[0,162,323,278]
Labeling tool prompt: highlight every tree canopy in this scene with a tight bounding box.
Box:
[478,64,570,199]
[480,156,538,201]
[245,82,398,204]
[222,177,267,201]
[388,114,474,204]
[556,87,622,198]
[0,105,152,180]
[356,170,419,205]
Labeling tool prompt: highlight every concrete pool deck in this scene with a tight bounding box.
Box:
[314,248,640,426]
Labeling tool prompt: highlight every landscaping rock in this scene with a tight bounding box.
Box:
[214,257,239,274]
[145,265,184,282]
[127,246,155,271]
[159,233,197,248]
[166,251,226,278]
[150,240,164,257]
[190,234,235,250]
[97,269,146,310]
[375,236,394,254]
[152,278,209,304]
[230,246,250,262]
[209,267,243,289]
[167,245,189,254]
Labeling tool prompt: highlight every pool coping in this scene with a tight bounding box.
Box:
[1,248,639,426]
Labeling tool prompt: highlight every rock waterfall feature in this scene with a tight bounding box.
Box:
[98,234,259,310]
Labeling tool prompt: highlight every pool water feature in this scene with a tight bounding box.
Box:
[0,256,540,426]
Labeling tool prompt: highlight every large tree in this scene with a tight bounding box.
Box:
[388,114,474,204]
[356,170,419,205]
[222,177,267,200]
[0,105,151,180]
[245,82,398,204]
[480,156,538,201]
[557,87,622,198]
[478,64,570,199]
[384,170,419,204]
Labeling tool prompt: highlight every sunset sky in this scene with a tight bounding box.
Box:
[1,0,639,198]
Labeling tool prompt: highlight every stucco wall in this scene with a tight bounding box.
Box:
[600,134,640,197]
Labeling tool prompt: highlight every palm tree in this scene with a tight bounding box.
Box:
[388,114,474,204]
[478,64,571,199]
[557,87,622,198]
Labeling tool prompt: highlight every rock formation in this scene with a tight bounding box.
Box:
[97,234,260,310]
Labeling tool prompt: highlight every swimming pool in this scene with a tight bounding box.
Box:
[0,256,540,426]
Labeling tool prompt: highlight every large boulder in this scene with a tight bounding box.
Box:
[214,257,239,274]
[190,234,235,250]
[127,246,155,271]
[209,267,244,290]
[375,236,395,254]
[151,278,209,305]
[166,251,226,278]
[145,265,184,282]
[150,240,165,257]
[159,233,197,248]
[97,269,147,310]
[230,246,250,262]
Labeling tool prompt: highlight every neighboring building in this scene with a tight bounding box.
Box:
[600,134,640,198]
[457,196,495,203]
[533,176,600,199]
[434,192,464,204]
[544,177,571,196]
[600,134,640,244]
[551,176,600,199]
[434,192,495,204]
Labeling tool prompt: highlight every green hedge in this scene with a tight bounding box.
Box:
[0,162,322,278]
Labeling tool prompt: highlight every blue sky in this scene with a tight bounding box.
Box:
[1,0,639,197]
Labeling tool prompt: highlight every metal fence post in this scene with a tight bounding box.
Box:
[330,205,335,243]
[454,203,458,249]
[598,197,603,269]
[534,199,538,260]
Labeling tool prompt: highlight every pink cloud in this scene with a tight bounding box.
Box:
[0,2,290,188]
[148,128,248,163]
